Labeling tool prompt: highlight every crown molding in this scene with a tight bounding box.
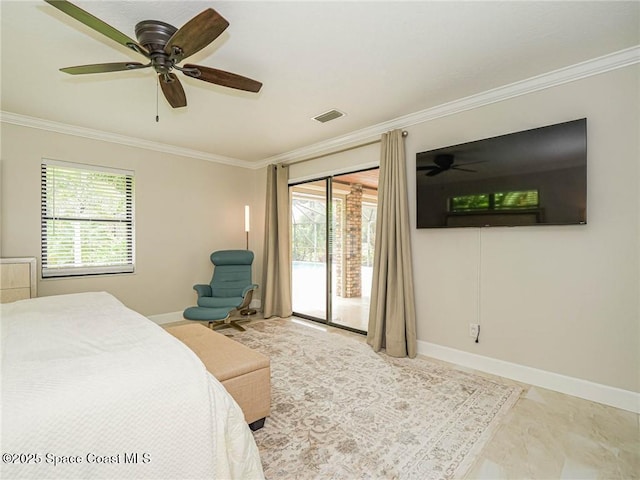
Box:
[262,45,640,167]
[0,111,254,169]
[2,46,638,170]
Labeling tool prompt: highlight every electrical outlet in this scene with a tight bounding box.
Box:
[469,323,479,338]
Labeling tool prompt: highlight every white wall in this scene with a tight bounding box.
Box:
[0,124,263,316]
[1,65,637,399]
[287,65,640,395]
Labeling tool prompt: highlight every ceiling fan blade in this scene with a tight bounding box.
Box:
[159,74,187,108]
[60,62,149,75]
[426,169,444,177]
[182,64,262,93]
[165,9,229,62]
[455,160,487,167]
[44,0,149,57]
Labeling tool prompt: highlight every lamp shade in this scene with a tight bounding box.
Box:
[244,205,250,232]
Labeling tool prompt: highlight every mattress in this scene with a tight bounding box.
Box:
[1,291,264,479]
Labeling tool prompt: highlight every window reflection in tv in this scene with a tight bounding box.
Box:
[416,119,587,228]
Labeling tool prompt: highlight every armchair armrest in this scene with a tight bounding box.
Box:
[242,284,258,297]
[193,284,212,298]
[236,284,259,311]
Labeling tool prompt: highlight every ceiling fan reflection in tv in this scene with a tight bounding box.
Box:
[415,118,588,228]
[417,154,485,177]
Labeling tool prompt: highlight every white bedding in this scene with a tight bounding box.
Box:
[1,292,264,479]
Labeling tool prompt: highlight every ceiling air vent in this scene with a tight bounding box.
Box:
[313,109,346,123]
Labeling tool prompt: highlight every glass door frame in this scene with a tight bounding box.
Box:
[290,176,335,327]
[290,168,377,335]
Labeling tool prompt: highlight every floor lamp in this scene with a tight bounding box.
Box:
[245,205,250,250]
[242,205,257,316]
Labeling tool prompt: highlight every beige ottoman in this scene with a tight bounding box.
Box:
[166,323,270,430]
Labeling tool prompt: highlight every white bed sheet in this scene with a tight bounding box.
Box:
[1,292,264,479]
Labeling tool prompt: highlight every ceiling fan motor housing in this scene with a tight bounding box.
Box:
[135,20,179,74]
[434,154,455,169]
[135,20,177,51]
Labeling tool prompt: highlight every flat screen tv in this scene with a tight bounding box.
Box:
[416,118,587,228]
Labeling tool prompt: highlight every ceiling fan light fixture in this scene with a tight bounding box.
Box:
[313,109,346,123]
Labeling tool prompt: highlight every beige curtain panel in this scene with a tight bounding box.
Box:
[367,129,417,358]
[261,164,293,318]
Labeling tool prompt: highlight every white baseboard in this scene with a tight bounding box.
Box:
[417,340,640,414]
[147,311,184,325]
[250,298,261,309]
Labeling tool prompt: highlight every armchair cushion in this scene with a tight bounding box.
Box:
[183,306,230,322]
[198,296,244,309]
[209,251,254,298]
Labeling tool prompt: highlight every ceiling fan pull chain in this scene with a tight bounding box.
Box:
[156,78,160,123]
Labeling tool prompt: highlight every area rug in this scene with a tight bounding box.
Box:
[224,319,522,480]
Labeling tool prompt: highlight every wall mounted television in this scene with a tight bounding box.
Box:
[416,118,587,228]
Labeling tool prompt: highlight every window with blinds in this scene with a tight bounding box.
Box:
[41,160,135,278]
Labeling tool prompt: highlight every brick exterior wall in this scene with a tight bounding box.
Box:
[344,184,363,298]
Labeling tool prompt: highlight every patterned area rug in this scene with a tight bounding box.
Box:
[224,319,522,480]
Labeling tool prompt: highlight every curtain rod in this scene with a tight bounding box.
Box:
[282,130,408,167]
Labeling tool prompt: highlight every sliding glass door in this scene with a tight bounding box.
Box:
[291,180,327,320]
[291,169,378,333]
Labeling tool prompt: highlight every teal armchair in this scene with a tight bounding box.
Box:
[183,250,258,330]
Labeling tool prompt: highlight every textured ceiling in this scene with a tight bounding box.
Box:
[1,1,639,164]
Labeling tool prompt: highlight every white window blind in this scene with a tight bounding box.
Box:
[41,160,135,278]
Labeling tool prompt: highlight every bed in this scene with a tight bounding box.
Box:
[1,291,265,479]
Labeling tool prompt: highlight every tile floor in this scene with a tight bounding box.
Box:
[464,385,639,479]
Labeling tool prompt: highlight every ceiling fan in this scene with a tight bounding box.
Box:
[417,154,483,177]
[44,0,263,108]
